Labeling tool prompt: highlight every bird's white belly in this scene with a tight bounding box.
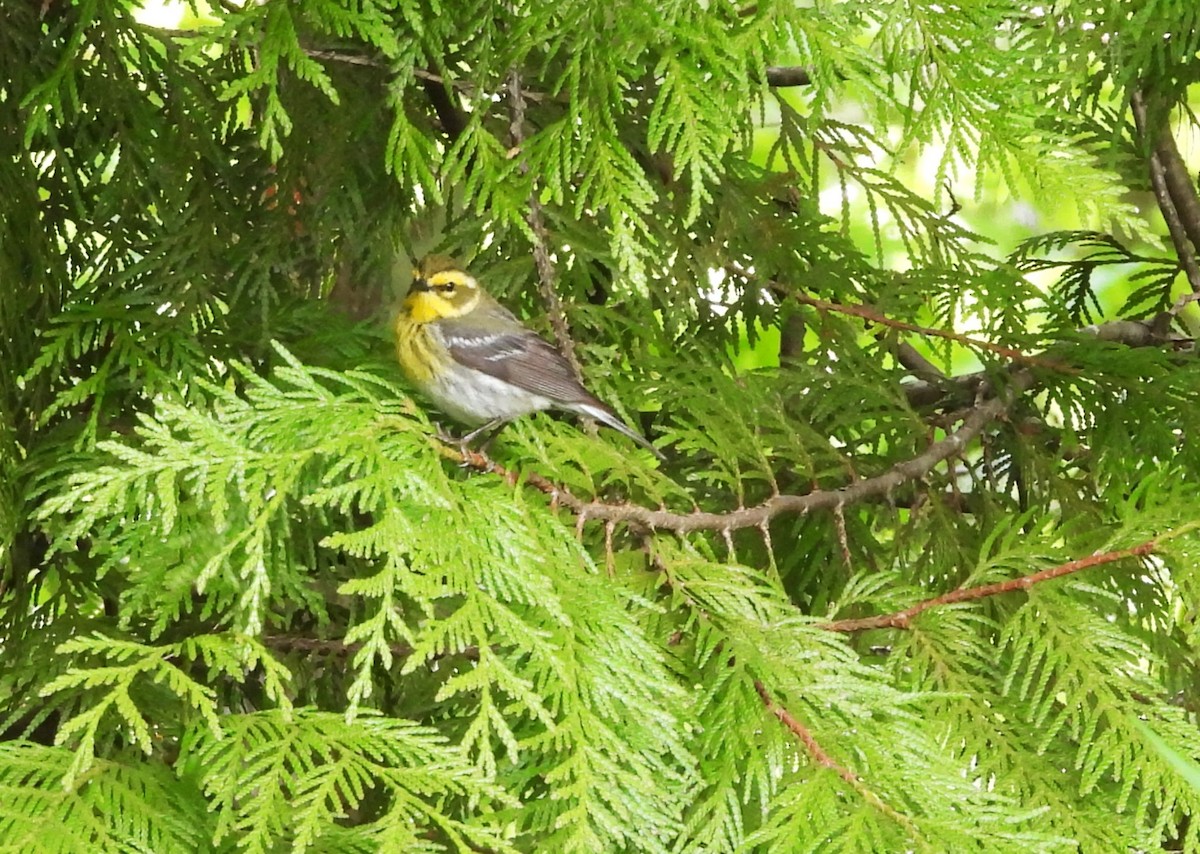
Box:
[426,365,554,425]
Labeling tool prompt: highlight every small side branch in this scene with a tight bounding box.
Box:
[821,539,1159,633]
[892,341,947,381]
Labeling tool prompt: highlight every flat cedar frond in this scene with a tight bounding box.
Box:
[6,1,1200,851]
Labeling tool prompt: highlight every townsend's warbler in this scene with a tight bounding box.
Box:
[394,255,664,460]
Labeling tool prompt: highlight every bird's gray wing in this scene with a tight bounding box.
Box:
[436,324,595,405]
[437,318,665,459]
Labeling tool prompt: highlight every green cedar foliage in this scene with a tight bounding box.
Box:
[3,0,1200,851]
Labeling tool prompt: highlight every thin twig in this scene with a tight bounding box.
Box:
[821,538,1159,632]
[264,635,411,658]
[833,502,852,568]
[303,48,384,68]
[753,680,858,784]
[440,371,1029,532]
[942,181,962,218]
[507,68,584,383]
[753,680,919,835]
[263,635,481,662]
[789,291,1077,373]
[902,316,1183,407]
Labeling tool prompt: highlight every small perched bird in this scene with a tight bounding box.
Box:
[394,254,664,460]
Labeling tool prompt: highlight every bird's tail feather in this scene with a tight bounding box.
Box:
[575,401,666,461]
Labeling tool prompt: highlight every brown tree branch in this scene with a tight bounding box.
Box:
[892,340,947,381]
[755,264,1188,410]
[1081,318,1169,346]
[302,48,382,68]
[421,75,467,143]
[412,67,548,101]
[1131,90,1200,295]
[1133,92,1200,261]
[1157,133,1200,265]
[778,309,807,363]
[821,538,1159,633]
[145,18,814,95]
[441,371,1030,532]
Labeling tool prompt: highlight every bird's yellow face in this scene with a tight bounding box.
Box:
[402,255,482,323]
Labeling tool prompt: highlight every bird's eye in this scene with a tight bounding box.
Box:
[440,282,456,294]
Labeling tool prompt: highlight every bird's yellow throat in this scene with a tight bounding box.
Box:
[402,291,453,324]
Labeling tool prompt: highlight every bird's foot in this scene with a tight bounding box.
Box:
[458,419,508,456]
[435,420,506,465]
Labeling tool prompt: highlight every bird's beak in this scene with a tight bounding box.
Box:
[410,276,431,293]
